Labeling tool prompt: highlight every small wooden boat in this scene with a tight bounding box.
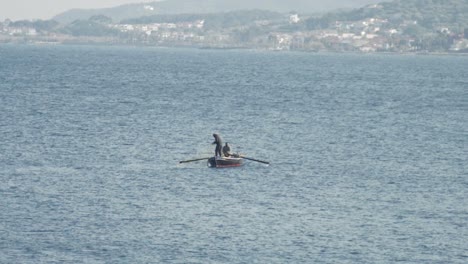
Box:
[207,156,244,168]
[179,154,268,168]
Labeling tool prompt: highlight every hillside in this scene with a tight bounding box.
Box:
[53,0,381,24]
[307,0,468,32]
[4,0,467,52]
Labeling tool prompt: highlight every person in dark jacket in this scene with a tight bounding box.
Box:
[212,133,223,157]
[222,142,232,157]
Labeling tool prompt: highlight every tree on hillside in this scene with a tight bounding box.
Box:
[89,15,113,24]
[9,19,59,32]
[62,19,118,36]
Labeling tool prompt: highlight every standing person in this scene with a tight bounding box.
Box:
[212,133,223,157]
[222,142,231,157]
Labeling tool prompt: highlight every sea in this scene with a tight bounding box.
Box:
[0,44,467,263]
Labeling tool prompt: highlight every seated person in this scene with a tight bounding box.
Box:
[222,142,232,157]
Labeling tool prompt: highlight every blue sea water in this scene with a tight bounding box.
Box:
[0,44,467,263]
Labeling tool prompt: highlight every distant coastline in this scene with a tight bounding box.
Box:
[2,0,467,54]
[2,40,468,57]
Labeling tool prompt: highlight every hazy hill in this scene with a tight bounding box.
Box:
[53,0,381,24]
[306,0,468,33]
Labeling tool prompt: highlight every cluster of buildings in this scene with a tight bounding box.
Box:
[111,20,205,35]
[1,14,466,53]
[268,17,466,52]
[0,20,38,36]
[109,19,208,45]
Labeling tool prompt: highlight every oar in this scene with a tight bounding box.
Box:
[179,157,211,164]
[239,155,270,165]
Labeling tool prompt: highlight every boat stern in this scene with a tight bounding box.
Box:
[207,156,244,168]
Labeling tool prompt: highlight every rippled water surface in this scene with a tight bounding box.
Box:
[1,44,467,263]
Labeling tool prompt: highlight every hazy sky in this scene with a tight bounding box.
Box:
[0,0,154,20]
[0,0,379,21]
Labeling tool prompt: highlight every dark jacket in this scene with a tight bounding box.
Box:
[212,133,222,145]
[212,133,223,156]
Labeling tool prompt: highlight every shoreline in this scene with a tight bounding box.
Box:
[1,39,467,56]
